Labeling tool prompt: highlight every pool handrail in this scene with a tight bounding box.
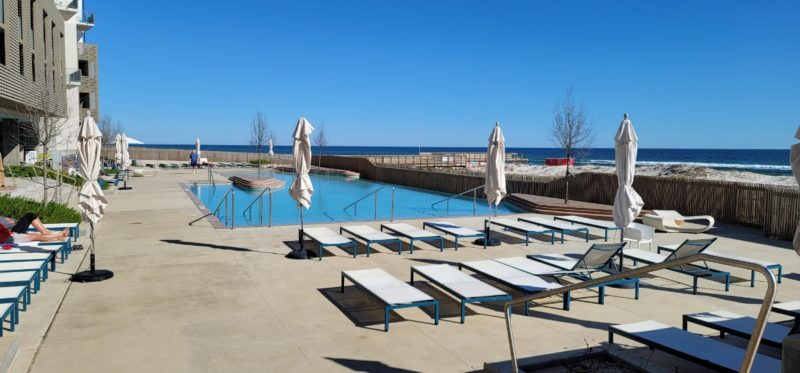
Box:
[343,186,396,221]
[188,188,232,227]
[242,186,275,227]
[430,184,485,216]
[502,254,777,373]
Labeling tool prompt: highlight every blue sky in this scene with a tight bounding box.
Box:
[91,0,799,148]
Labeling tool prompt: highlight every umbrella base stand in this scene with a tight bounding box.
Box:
[286,249,309,260]
[71,253,114,282]
[473,237,501,246]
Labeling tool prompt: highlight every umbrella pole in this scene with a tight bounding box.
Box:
[287,207,309,260]
[71,221,114,282]
[475,203,501,247]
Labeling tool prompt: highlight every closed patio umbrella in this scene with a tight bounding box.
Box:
[475,122,505,246]
[792,125,800,255]
[287,117,315,260]
[72,111,114,282]
[118,133,133,190]
[114,134,123,169]
[268,137,274,156]
[612,113,644,235]
[195,137,201,158]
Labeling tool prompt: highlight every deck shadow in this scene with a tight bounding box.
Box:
[319,286,439,331]
[324,357,421,373]
[408,281,475,322]
[160,239,252,252]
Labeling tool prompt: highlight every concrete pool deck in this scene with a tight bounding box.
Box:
[19,169,799,372]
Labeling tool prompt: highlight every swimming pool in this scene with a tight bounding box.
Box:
[189,171,523,227]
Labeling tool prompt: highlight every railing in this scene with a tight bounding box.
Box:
[430,184,484,216]
[54,0,79,11]
[207,167,215,186]
[242,187,275,227]
[4,164,83,204]
[188,188,235,228]
[66,68,81,85]
[503,254,777,373]
[343,186,395,221]
[79,13,95,25]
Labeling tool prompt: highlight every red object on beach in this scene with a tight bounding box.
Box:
[2,246,12,250]
[544,158,574,166]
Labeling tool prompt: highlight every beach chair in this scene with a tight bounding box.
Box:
[27,222,79,241]
[339,225,403,256]
[553,215,622,241]
[682,310,790,348]
[622,222,655,251]
[623,238,729,294]
[517,216,589,243]
[380,223,444,253]
[0,253,55,271]
[422,221,485,249]
[0,303,16,335]
[486,218,556,245]
[132,168,159,177]
[410,264,511,323]
[0,261,49,281]
[341,268,439,332]
[0,286,30,316]
[657,245,782,287]
[608,320,781,373]
[458,260,564,315]
[301,227,357,261]
[0,271,41,294]
[642,210,715,233]
[2,241,72,263]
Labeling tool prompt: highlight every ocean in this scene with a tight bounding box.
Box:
[131,145,792,176]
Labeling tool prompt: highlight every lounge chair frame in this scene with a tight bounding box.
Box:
[485,219,556,245]
[682,311,787,349]
[0,261,49,281]
[517,217,589,243]
[301,229,357,261]
[0,271,41,294]
[340,226,403,257]
[624,238,729,294]
[28,223,80,242]
[380,224,444,253]
[341,271,439,332]
[657,245,782,287]
[410,266,511,323]
[422,222,486,249]
[553,215,622,242]
[0,303,16,335]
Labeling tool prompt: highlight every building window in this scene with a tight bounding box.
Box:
[41,11,46,59]
[79,92,90,109]
[17,43,22,75]
[0,28,5,65]
[30,53,34,81]
[78,59,88,76]
[1,0,4,24]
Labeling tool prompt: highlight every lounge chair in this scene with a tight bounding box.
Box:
[773,301,799,333]
[486,218,556,245]
[458,260,564,315]
[553,215,622,241]
[683,310,790,348]
[1,241,72,263]
[622,222,655,251]
[0,253,55,271]
[339,225,403,256]
[132,168,159,177]
[608,320,781,373]
[517,216,589,243]
[657,245,782,287]
[642,210,715,233]
[422,221,485,249]
[341,268,439,332]
[27,222,79,241]
[380,223,444,253]
[0,261,49,281]
[623,238,729,294]
[301,227,357,261]
[410,264,511,323]
[0,271,41,293]
[0,286,30,314]
[0,303,16,335]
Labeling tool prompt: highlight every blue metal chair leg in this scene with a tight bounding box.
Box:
[598,286,605,305]
[692,277,698,295]
[434,303,439,325]
[635,281,640,299]
[384,307,390,332]
[460,302,466,324]
[563,292,571,310]
[750,271,756,287]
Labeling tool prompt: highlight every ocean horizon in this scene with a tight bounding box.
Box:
[131,144,792,176]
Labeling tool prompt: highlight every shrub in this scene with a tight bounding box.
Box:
[249,159,272,165]
[0,195,82,223]
[4,165,84,187]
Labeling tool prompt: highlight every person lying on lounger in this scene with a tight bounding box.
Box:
[1,214,69,243]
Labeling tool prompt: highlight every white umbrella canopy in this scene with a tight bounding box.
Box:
[121,133,131,169]
[268,137,274,156]
[289,118,315,209]
[78,115,108,225]
[114,134,123,168]
[485,122,507,207]
[791,125,800,254]
[612,113,644,228]
[195,137,201,158]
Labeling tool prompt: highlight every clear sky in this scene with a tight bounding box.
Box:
[90,0,799,149]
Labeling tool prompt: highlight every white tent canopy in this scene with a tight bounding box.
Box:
[612,113,644,228]
[791,125,800,254]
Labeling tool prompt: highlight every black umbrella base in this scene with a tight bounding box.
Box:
[286,249,309,260]
[118,187,133,190]
[474,237,501,246]
[71,269,114,283]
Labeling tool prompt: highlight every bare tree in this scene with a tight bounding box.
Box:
[550,88,593,204]
[312,122,328,167]
[249,111,269,174]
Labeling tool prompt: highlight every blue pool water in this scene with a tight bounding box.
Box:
[190,171,523,227]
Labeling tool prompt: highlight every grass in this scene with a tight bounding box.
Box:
[0,194,81,223]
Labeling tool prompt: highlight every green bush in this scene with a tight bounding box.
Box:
[0,195,82,224]
[5,165,84,187]
[248,159,272,165]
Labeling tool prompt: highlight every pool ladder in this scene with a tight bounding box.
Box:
[242,186,276,227]
[430,184,485,216]
[188,188,236,229]
[343,186,396,222]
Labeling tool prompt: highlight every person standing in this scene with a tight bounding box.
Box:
[190,150,199,174]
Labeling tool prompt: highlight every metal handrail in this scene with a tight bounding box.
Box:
[430,184,484,215]
[242,186,276,227]
[207,167,215,186]
[503,254,777,373]
[343,185,395,221]
[188,188,231,226]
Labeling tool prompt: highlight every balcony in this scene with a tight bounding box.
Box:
[66,68,82,86]
[77,13,95,30]
[54,0,79,15]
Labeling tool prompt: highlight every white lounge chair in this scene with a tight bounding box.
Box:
[302,227,357,261]
[340,225,403,256]
[683,310,790,348]
[0,241,72,263]
[0,303,15,336]
[458,260,563,315]
[517,216,589,243]
[657,244,782,287]
[27,222,80,241]
[0,271,41,293]
[624,238,729,294]
[642,210,715,233]
[341,268,439,332]
[486,218,556,245]
[380,223,444,253]
[422,221,485,249]
[132,168,159,177]
[410,264,510,323]
[609,320,781,372]
[623,222,655,251]
[553,215,622,241]
[0,261,49,281]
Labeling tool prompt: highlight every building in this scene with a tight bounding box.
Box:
[0,0,98,166]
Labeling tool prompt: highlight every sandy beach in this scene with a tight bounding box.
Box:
[506,163,798,187]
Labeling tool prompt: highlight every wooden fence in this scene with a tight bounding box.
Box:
[316,155,799,241]
[129,147,291,164]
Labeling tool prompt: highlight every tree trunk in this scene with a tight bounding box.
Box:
[257,148,261,175]
[564,154,570,204]
[42,147,48,205]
